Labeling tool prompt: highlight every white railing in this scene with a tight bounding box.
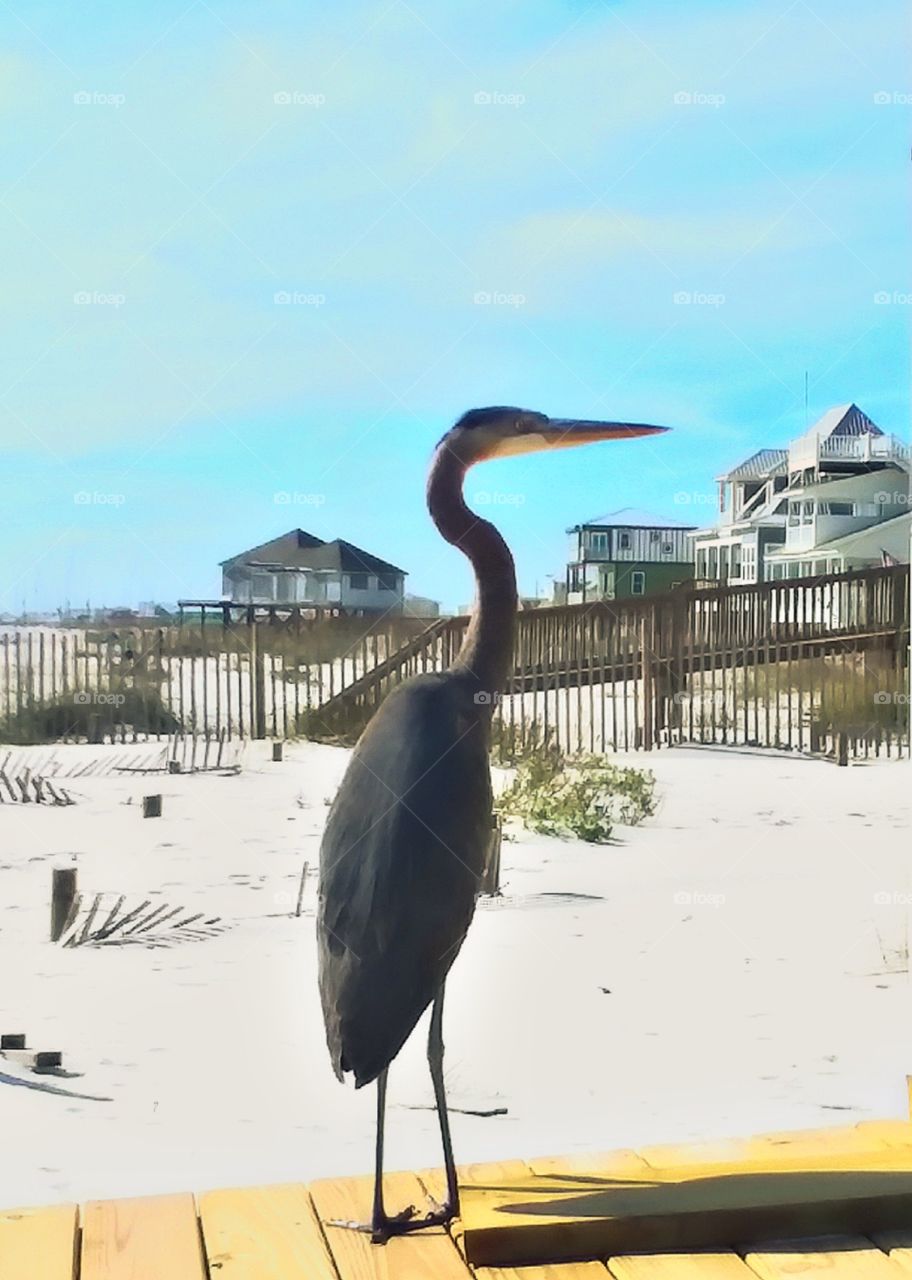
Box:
[790,432,910,471]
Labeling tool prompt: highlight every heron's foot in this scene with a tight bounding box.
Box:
[326,1204,416,1243]
[375,1197,458,1239]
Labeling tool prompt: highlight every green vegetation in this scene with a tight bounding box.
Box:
[496,728,656,843]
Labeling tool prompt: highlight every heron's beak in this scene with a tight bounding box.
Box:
[486,419,670,459]
[543,419,670,448]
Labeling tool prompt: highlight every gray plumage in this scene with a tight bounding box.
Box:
[318,671,491,1088]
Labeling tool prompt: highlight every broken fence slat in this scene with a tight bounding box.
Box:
[92,894,127,940]
[132,905,184,934]
[77,894,103,945]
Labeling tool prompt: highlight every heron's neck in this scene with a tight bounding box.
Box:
[427,444,517,695]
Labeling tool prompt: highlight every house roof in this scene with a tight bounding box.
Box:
[220,529,325,567]
[300,538,406,577]
[720,448,788,482]
[717,406,884,483]
[791,402,883,450]
[568,506,697,532]
[221,529,405,576]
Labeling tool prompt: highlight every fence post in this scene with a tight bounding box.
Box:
[251,621,267,740]
[51,867,77,942]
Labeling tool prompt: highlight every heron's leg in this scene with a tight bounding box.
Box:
[369,1068,417,1242]
[427,983,459,1220]
[339,992,457,1241]
[329,1070,416,1242]
[371,1068,388,1229]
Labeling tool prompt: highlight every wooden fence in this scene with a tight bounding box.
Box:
[0,566,908,761]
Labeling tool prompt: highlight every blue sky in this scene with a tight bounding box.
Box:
[1,0,909,612]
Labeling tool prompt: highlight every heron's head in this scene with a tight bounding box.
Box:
[440,405,669,465]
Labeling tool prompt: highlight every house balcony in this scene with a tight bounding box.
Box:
[789,432,910,474]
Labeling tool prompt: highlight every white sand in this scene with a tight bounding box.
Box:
[0,741,909,1210]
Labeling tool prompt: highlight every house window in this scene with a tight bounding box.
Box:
[662,542,673,555]
[696,548,707,577]
[631,571,646,595]
[348,572,369,590]
[618,531,631,550]
[821,501,853,516]
[376,573,398,592]
[589,531,609,555]
[649,530,660,542]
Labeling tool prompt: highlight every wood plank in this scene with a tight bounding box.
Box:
[640,1124,899,1170]
[0,1204,77,1280]
[530,1151,648,1177]
[758,1124,900,1154]
[310,1171,472,1280]
[198,1183,338,1279]
[481,1262,609,1279]
[743,1234,910,1277]
[81,1193,206,1279]
[638,1139,758,1169]
[607,1253,755,1279]
[459,1148,912,1267]
[857,1122,912,1149]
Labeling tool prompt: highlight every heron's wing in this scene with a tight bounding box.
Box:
[317,675,491,1085]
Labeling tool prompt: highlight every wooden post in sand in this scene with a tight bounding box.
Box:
[143,794,162,818]
[295,861,309,917]
[272,741,284,762]
[252,622,267,740]
[479,815,502,896]
[51,867,77,941]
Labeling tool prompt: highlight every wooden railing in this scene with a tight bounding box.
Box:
[0,566,907,760]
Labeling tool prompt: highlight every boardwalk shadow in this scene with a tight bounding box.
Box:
[470,1168,912,1258]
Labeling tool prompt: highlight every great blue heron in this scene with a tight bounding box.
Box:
[318,406,668,1241]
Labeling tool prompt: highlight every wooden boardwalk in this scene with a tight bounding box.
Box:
[5,1119,912,1277]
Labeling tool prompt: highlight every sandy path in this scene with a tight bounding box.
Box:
[0,741,909,1209]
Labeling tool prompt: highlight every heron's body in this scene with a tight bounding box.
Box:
[315,406,668,1242]
[318,671,492,1087]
